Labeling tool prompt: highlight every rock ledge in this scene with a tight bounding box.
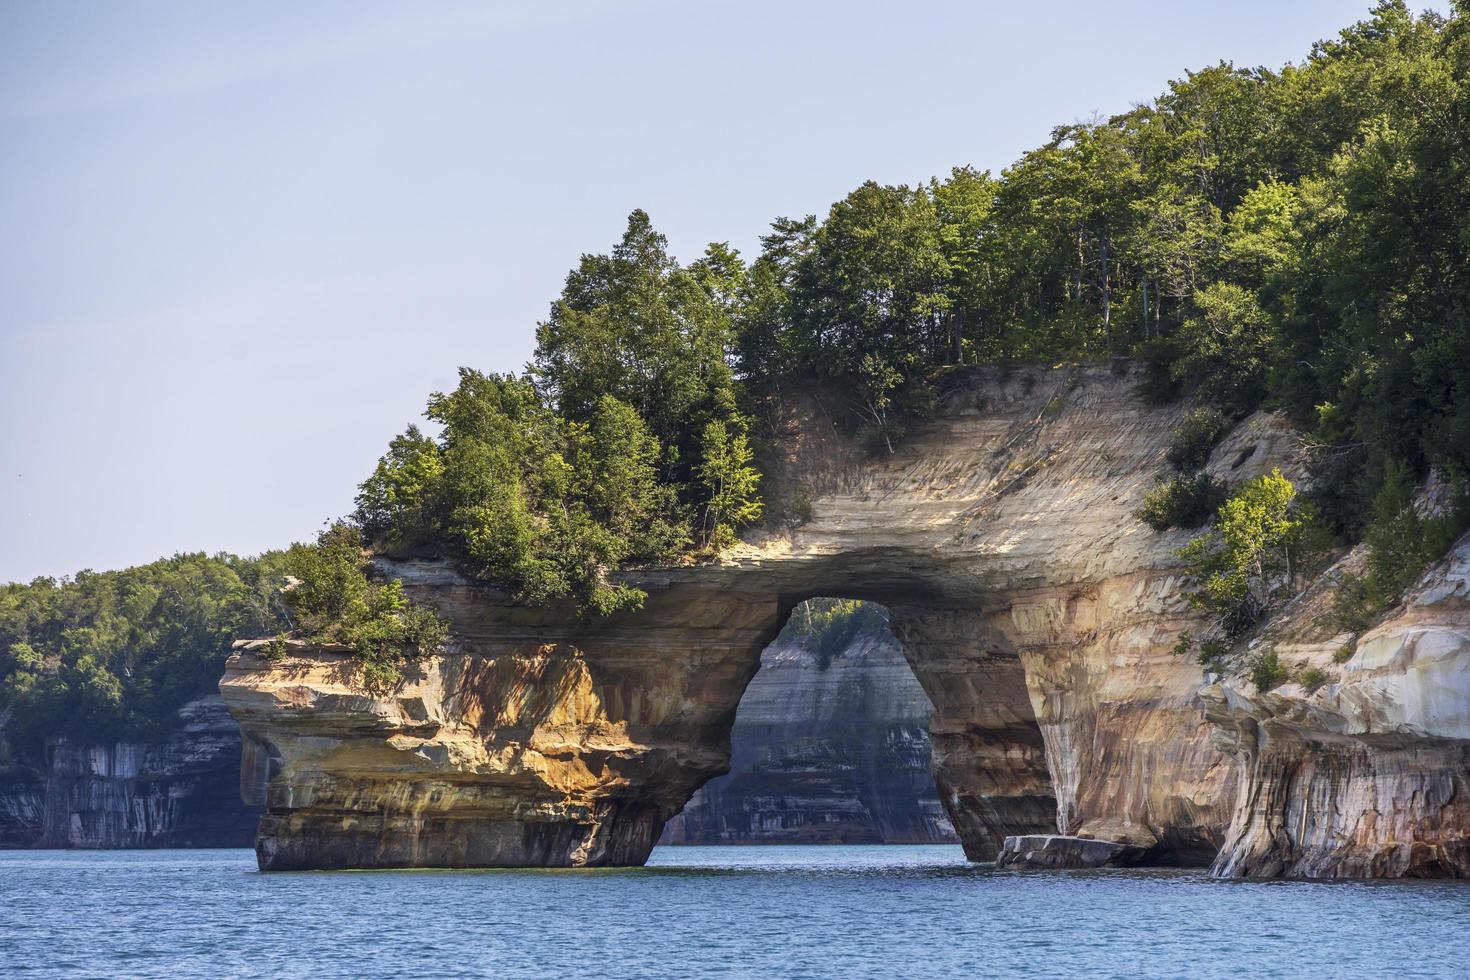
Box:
[996,834,1148,869]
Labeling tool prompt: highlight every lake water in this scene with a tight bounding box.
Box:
[3,845,1468,978]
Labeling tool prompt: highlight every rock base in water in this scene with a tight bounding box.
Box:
[995,835,1148,869]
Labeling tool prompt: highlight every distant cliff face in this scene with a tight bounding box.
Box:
[0,696,257,849]
[660,630,956,845]
[221,362,1470,877]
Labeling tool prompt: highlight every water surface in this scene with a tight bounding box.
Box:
[3,845,1466,978]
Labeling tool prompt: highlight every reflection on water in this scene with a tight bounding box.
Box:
[2,845,1467,978]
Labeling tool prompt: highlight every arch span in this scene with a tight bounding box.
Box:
[222,365,1295,869]
[226,566,1058,869]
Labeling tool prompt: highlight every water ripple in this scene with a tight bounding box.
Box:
[1,845,1467,978]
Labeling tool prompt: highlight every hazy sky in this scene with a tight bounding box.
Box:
[0,0,1442,582]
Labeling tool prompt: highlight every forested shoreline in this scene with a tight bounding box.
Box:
[4,1,1468,757]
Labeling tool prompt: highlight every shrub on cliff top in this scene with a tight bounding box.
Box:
[1167,408,1232,473]
[1139,472,1225,531]
[283,523,448,691]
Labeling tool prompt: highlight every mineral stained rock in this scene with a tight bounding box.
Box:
[0,696,258,849]
[659,629,957,845]
[225,362,1464,876]
[1204,529,1470,878]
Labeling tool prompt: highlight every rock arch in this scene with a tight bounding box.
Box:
[223,365,1295,870]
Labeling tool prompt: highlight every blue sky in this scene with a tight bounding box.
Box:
[0,0,1444,582]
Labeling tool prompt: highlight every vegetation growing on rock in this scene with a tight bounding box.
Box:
[1248,650,1290,693]
[1166,409,1232,474]
[780,598,892,670]
[1331,462,1470,631]
[350,218,763,615]
[281,524,448,691]
[1139,473,1226,531]
[0,538,451,757]
[1178,470,1322,642]
[11,2,1470,721]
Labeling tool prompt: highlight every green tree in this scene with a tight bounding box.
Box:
[1221,179,1302,287]
[355,426,444,550]
[574,394,683,556]
[932,166,999,360]
[1179,470,1314,635]
[696,413,763,549]
[283,523,448,690]
[733,216,817,397]
[428,370,574,604]
[1171,282,1271,414]
[789,181,949,448]
[533,210,737,468]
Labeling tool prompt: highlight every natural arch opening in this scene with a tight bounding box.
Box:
[657,593,1059,859]
[659,599,957,845]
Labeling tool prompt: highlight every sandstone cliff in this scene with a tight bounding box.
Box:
[0,696,257,848]
[1204,527,1470,877]
[226,363,1306,871]
[659,628,956,845]
[222,362,1470,876]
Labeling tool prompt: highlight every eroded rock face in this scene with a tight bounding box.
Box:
[1205,532,1470,878]
[227,580,784,870]
[222,364,1304,871]
[659,630,957,845]
[0,696,257,849]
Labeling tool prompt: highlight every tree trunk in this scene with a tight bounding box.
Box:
[1142,279,1150,338]
[1075,224,1085,304]
[1100,233,1111,338]
[952,310,964,364]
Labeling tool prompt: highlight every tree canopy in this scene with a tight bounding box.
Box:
[11,3,1470,745]
[0,553,292,760]
[346,1,1470,615]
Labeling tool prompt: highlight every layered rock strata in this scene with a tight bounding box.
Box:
[228,579,793,870]
[0,696,257,848]
[1204,531,1470,878]
[222,364,1309,871]
[659,629,957,845]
